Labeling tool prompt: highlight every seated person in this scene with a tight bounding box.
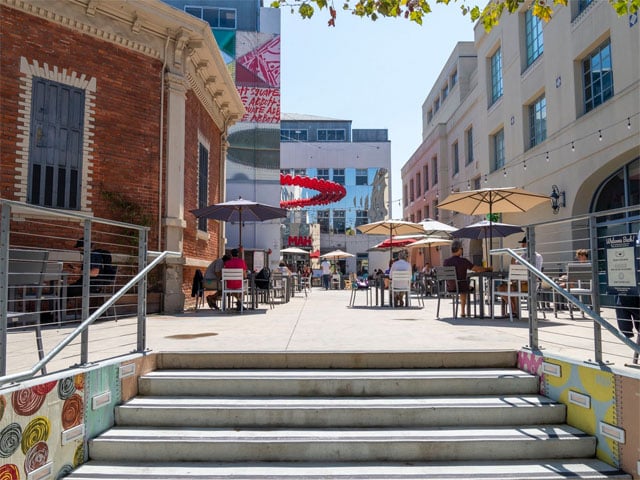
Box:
[443,240,491,317]
[204,254,230,310]
[276,261,292,275]
[389,251,411,306]
[223,248,248,311]
[558,248,589,288]
[67,238,115,297]
[496,236,543,317]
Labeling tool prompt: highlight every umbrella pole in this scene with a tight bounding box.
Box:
[238,208,242,248]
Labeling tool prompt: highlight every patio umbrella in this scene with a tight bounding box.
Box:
[357,219,426,264]
[452,220,523,264]
[405,236,454,265]
[321,249,355,260]
[437,187,549,265]
[420,218,457,238]
[191,197,287,248]
[373,237,418,249]
[280,247,310,255]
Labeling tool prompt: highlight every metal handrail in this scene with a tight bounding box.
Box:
[0,250,180,386]
[491,247,640,363]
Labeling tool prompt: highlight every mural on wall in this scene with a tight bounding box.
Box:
[0,375,85,479]
[518,350,638,473]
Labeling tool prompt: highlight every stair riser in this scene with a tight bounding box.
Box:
[156,351,519,370]
[138,377,539,397]
[116,405,566,428]
[89,437,596,463]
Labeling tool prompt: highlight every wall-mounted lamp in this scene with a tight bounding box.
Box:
[550,185,566,214]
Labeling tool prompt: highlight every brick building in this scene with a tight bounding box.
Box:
[0,0,244,312]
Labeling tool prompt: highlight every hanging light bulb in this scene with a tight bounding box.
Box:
[523,159,527,170]
[503,167,507,177]
[545,152,549,162]
[571,141,575,152]
[598,130,602,141]
[484,174,488,184]
[628,117,632,130]
[467,180,471,190]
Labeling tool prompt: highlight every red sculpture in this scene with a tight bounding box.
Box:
[280,173,347,209]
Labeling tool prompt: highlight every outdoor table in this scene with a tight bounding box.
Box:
[467,270,504,318]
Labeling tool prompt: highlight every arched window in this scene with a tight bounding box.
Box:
[592,158,639,220]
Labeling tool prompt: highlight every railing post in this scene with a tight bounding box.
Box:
[527,227,539,350]
[0,203,11,376]
[137,229,148,352]
[589,215,603,363]
[80,221,92,365]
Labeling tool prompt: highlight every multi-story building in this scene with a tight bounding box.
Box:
[163,0,282,268]
[402,1,639,267]
[281,114,392,274]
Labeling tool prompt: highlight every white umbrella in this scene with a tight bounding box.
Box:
[280,247,310,255]
[420,218,457,238]
[321,249,355,259]
[358,219,425,263]
[405,237,453,248]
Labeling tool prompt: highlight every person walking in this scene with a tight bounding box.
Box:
[321,258,331,290]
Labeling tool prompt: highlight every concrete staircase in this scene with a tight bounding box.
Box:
[68,351,630,479]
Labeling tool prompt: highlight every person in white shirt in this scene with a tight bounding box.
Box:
[320,259,331,290]
[389,251,411,306]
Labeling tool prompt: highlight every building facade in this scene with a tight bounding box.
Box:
[163,0,282,268]
[0,0,244,312]
[281,114,392,274]
[402,1,639,267]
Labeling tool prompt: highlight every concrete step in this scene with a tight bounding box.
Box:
[64,459,633,480]
[155,350,519,370]
[138,368,538,397]
[116,395,565,427]
[88,425,595,463]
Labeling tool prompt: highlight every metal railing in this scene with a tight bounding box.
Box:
[0,199,180,385]
[489,204,639,367]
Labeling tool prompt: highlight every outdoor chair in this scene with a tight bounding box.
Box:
[390,270,413,307]
[270,272,287,305]
[41,261,64,325]
[554,262,594,319]
[493,264,529,322]
[435,266,460,319]
[89,266,119,320]
[221,268,248,312]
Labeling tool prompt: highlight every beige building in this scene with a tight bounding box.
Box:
[401,1,639,266]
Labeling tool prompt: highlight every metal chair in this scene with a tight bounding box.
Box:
[41,261,64,325]
[221,268,247,312]
[493,264,529,322]
[390,270,412,307]
[435,266,460,318]
[554,262,594,319]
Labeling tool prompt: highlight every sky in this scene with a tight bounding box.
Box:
[279,3,476,219]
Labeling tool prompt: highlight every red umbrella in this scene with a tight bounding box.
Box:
[373,237,418,249]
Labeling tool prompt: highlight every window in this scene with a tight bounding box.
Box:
[434,97,440,112]
[583,40,613,114]
[317,129,346,141]
[465,127,474,165]
[431,156,438,186]
[355,209,368,228]
[281,129,308,142]
[197,143,209,231]
[492,129,505,171]
[317,168,329,180]
[333,210,346,234]
[185,6,236,29]
[427,109,433,123]
[525,9,544,67]
[528,94,547,148]
[423,165,429,192]
[473,177,481,190]
[491,47,503,104]
[593,158,639,214]
[294,168,306,176]
[409,179,415,202]
[450,69,458,88]
[332,168,345,185]
[432,201,438,220]
[318,210,330,233]
[452,141,460,175]
[403,184,408,207]
[355,168,368,185]
[579,0,594,13]
[441,84,449,101]
[425,205,430,219]
[416,172,421,197]
[417,209,422,222]
[28,77,84,210]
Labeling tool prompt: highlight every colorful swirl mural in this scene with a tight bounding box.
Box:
[0,464,19,480]
[11,387,45,416]
[280,174,347,209]
[61,394,83,429]
[20,416,50,454]
[24,440,48,473]
[57,377,76,399]
[0,423,21,458]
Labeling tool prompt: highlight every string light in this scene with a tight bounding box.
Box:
[571,141,575,152]
[484,174,488,184]
[628,117,632,129]
[467,180,471,189]
[523,159,527,170]
[546,152,549,162]
[503,167,507,177]
[598,130,602,141]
